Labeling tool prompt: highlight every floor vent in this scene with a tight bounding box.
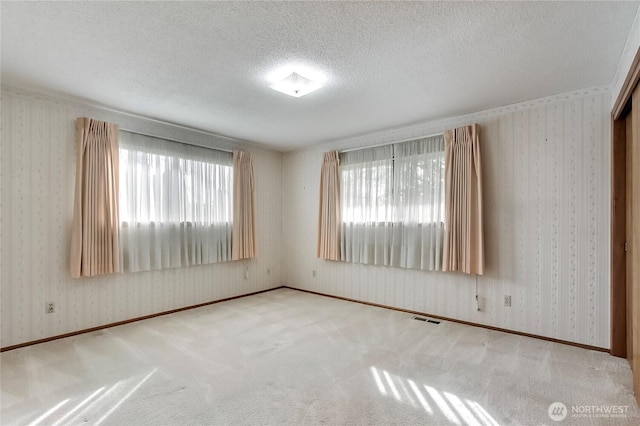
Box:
[413,316,441,324]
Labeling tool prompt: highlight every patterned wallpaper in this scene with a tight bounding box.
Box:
[1,86,613,350]
[283,88,612,349]
[1,87,284,348]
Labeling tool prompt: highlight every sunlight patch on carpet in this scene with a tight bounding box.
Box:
[95,368,157,425]
[52,386,105,426]
[371,366,499,426]
[25,369,157,426]
[26,398,69,426]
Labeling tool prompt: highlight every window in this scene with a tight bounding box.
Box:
[339,135,445,271]
[119,131,233,272]
[340,145,394,224]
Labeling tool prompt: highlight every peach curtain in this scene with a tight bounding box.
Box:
[70,117,121,278]
[443,124,484,275]
[232,150,257,260]
[317,151,341,260]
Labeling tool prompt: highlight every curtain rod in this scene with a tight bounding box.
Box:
[339,132,444,153]
[120,128,234,153]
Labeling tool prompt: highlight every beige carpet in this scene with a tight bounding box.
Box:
[1,288,638,425]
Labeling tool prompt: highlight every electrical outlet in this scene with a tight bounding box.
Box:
[244,266,249,280]
[312,270,317,277]
[504,295,512,307]
[267,268,271,276]
[46,302,55,314]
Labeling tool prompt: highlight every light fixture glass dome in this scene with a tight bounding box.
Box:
[269,72,322,98]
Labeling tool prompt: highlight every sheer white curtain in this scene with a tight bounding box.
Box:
[340,145,394,265]
[119,131,233,272]
[393,136,445,270]
[340,135,445,271]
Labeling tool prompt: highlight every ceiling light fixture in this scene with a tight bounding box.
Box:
[269,72,322,98]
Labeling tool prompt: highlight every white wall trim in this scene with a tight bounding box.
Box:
[1,85,283,155]
[289,85,612,155]
[612,3,640,106]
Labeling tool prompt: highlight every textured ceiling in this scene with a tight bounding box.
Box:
[2,1,638,151]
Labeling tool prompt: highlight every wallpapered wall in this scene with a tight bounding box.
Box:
[1,87,284,348]
[283,87,612,349]
[1,85,613,349]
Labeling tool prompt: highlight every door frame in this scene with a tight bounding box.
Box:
[611,47,640,357]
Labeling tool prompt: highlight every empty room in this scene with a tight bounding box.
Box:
[3,1,640,425]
